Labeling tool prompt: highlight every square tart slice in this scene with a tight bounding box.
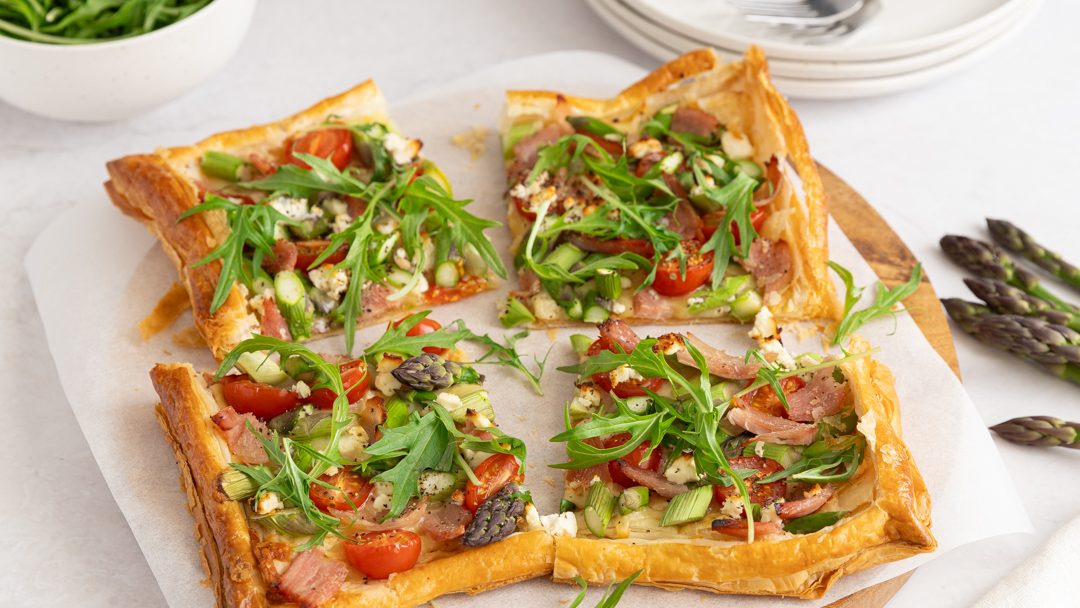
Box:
[499,47,838,328]
[108,80,503,361]
[552,322,935,598]
[150,316,552,608]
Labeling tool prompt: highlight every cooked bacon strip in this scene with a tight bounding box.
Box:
[631,287,671,320]
[744,238,793,294]
[211,407,270,464]
[667,200,703,241]
[787,370,849,423]
[675,333,760,380]
[352,498,428,532]
[421,503,473,541]
[671,107,718,137]
[513,122,572,166]
[263,239,298,274]
[355,395,386,439]
[615,459,686,498]
[565,232,655,258]
[361,283,396,316]
[775,484,835,520]
[711,518,784,539]
[260,297,292,341]
[596,318,641,352]
[727,407,817,446]
[276,548,347,608]
[514,267,541,298]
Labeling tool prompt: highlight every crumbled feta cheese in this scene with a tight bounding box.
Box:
[530,292,562,321]
[654,333,684,355]
[293,380,311,399]
[435,392,463,411]
[719,496,744,519]
[418,471,457,497]
[375,354,404,396]
[383,132,421,165]
[526,185,557,215]
[371,482,394,512]
[465,409,494,429]
[750,306,778,341]
[569,384,603,416]
[753,441,766,458]
[270,197,313,221]
[393,247,412,270]
[255,492,284,515]
[509,172,547,200]
[308,264,349,300]
[562,196,585,223]
[324,465,340,477]
[412,273,430,295]
[663,453,700,484]
[610,301,627,315]
[338,425,369,461]
[629,137,662,159]
[312,317,330,334]
[759,502,782,523]
[609,364,644,386]
[540,511,578,537]
[762,340,797,371]
[321,197,348,216]
[374,216,399,235]
[331,213,351,234]
[721,130,754,160]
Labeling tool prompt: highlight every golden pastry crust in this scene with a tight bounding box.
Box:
[552,337,934,598]
[500,47,839,326]
[107,81,493,361]
[151,363,554,608]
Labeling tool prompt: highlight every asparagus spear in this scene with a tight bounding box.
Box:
[990,416,1079,449]
[987,218,1080,294]
[940,298,1080,385]
[964,277,1080,331]
[940,235,1078,314]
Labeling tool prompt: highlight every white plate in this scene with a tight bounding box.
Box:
[589,0,1040,99]
[625,0,1025,62]
[599,0,1032,80]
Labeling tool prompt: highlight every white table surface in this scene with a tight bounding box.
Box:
[3,1,1077,606]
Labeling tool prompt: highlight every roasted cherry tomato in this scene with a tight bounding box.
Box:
[344,529,422,579]
[714,456,786,508]
[702,208,767,246]
[305,360,370,409]
[464,453,523,513]
[392,317,447,356]
[651,243,714,297]
[309,469,373,513]
[578,131,624,157]
[220,375,299,420]
[286,128,354,171]
[295,240,348,270]
[512,195,537,221]
[587,337,664,398]
[603,432,662,488]
[743,376,806,417]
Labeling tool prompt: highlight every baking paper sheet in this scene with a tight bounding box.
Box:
[25,51,1030,607]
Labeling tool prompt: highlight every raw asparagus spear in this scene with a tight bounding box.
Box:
[990,416,1079,449]
[987,218,1080,294]
[964,277,1080,331]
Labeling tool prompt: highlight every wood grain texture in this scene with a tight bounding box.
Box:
[820,162,959,608]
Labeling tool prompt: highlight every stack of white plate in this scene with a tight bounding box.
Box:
[587,0,1041,99]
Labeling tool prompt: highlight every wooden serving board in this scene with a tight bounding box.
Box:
[818,163,960,608]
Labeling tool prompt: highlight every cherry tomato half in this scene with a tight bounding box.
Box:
[512,195,537,221]
[344,529,422,579]
[295,240,348,271]
[286,128,354,171]
[651,242,714,297]
[587,337,664,398]
[220,375,299,420]
[464,453,523,513]
[392,317,448,356]
[305,360,370,409]
[603,432,662,488]
[714,456,786,508]
[743,376,806,418]
[702,208,767,246]
[309,469,373,513]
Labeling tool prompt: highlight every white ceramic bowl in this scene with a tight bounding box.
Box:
[0,0,255,122]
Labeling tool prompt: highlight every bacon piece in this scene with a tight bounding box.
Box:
[566,437,611,488]
[512,122,572,166]
[514,267,541,298]
[775,484,835,520]
[614,459,686,498]
[211,407,270,464]
[631,287,671,320]
[675,333,760,380]
[671,107,719,137]
[786,370,849,423]
[668,200,703,241]
[565,232,655,258]
[361,283,397,316]
[754,157,782,204]
[276,548,347,608]
[356,395,386,440]
[744,238,793,294]
[263,239,298,274]
[711,518,784,539]
[260,297,292,341]
[727,407,817,446]
[421,503,473,541]
[596,319,641,352]
[353,498,428,531]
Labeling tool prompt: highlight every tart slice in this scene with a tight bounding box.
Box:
[151,313,551,608]
[498,47,837,327]
[109,81,505,360]
[550,319,935,598]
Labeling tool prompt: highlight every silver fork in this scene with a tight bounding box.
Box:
[727,0,865,26]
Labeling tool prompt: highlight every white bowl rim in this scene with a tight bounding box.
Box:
[0,0,244,52]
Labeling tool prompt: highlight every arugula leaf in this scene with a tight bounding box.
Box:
[178,195,293,313]
[746,349,790,411]
[237,153,372,198]
[362,410,456,519]
[829,261,923,345]
[463,328,551,395]
[784,511,848,534]
[698,172,760,289]
[363,311,471,360]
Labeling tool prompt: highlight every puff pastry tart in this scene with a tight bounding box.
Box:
[108,81,506,360]
[497,47,838,328]
[150,312,552,608]
[550,317,935,598]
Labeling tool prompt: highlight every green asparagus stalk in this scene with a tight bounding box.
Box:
[940,299,1080,385]
[940,235,1078,314]
[987,219,1080,294]
[964,277,1080,331]
[990,416,1079,449]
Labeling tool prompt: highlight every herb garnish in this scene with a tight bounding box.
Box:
[829,261,923,345]
[464,329,552,395]
[569,570,643,608]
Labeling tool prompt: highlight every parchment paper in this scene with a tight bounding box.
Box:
[25,52,1030,607]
